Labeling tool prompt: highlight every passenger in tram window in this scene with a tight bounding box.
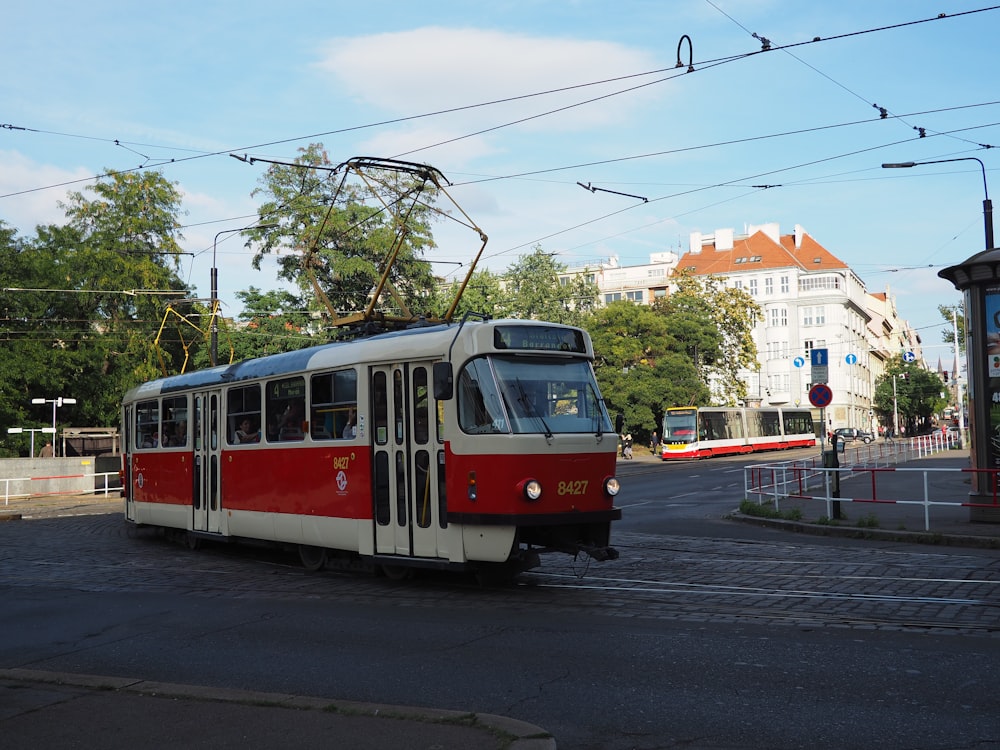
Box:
[342,408,357,439]
[236,418,260,444]
[174,421,188,447]
[278,401,305,441]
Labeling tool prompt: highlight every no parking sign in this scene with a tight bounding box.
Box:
[808,383,833,408]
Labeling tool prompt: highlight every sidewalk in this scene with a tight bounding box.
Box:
[618,446,1000,548]
[1,669,554,750]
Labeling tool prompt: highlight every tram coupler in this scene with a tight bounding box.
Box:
[579,544,619,562]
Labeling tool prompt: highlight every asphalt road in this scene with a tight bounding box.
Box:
[1,497,998,749]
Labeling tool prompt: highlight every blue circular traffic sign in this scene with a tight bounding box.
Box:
[845,353,858,365]
[793,356,805,368]
[903,351,916,363]
[808,383,833,408]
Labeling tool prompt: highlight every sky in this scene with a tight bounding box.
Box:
[2,1,998,364]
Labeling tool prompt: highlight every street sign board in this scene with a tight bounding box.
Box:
[903,351,916,362]
[793,356,805,368]
[808,383,833,408]
[810,348,829,384]
[845,353,857,365]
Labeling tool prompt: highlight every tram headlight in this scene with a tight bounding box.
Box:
[518,478,543,502]
[604,477,621,497]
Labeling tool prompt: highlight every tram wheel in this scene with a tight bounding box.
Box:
[185,532,202,551]
[298,545,328,572]
[380,564,414,581]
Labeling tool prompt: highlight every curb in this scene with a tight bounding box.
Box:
[729,512,1000,549]
[0,668,556,750]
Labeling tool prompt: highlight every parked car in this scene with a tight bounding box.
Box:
[833,427,874,444]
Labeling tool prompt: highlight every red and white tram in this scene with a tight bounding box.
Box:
[660,406,816,459]
[122,319,622,576]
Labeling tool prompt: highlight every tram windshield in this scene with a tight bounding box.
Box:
[663,409,698,442]
[458,356,612,435]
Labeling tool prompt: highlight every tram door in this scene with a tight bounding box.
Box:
[192,390,223,534]
[123,405,135,522]
[371,362,442,558]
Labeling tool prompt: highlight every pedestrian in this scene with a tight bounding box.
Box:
[649,430,659,453]
[39,441,54,458]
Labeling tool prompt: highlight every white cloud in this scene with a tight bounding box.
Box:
[0,150,91,234]
[315,27,664,132]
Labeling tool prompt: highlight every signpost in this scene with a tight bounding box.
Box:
[810,348,829,385]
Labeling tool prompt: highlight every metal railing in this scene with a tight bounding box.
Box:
[743,434,983,531]
[3,471,121,505]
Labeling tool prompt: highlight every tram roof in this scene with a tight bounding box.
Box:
[122,319,590,401]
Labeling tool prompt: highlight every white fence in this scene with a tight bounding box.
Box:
[742,434,995,531]
[3,471,121,505]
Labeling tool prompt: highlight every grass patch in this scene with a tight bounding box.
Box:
[739,499,802,521]
[855,512,880,529]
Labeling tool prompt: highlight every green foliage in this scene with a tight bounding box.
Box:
[661,271,761,405]
[502,246,599,326]
[938,304,964,355]
[246,145,441,321]
[0,171,190,454]
[585,302,707,441]
[873,355,948,433]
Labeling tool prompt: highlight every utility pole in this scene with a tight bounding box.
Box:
[952,308,966,448]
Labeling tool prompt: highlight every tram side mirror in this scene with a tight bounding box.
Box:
[615,413,624,434]
[433,362,454,400]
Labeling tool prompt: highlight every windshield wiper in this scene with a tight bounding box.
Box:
[514,378,553,440]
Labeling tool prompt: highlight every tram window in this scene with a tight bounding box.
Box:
[373,372,388,445]
[437,450,447,528]
[161,396,188,447]
[310,368,358,440]
[413,367,429,445]
[393,370,404,444]
[414,450,430,528]
[135,400,159,449]
[227,385,261,445]
[457,358,507,434]
[266,376,306,442]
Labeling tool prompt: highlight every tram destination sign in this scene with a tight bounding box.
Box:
[494,325,586,353]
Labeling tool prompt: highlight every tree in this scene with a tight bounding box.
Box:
[0,171,191,452]
[245,145,442,325]
[873,356,948,434]
[226,287,317,362]
[584,301,707,443]
[661,271,761,406]
[938,304,965,356]
[503,247,599,326]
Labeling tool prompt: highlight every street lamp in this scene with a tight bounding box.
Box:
[7,426,56,458]
[31,397,76,456]
[211,223,278,366]
[881,158,993,250]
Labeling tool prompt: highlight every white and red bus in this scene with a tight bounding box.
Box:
[122,319,622,577]
[660,406,816,460]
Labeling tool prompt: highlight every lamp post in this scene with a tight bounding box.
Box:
[881,158,993,251]
[30,397,76,456]
[7,427,56,458]
[211,223,278,367]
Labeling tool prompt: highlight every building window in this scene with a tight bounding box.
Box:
[604,292,622,303]
[625,290,643,302]
[749,279,758,296]
[768,308,787,327]
[815,305,825,325]
[803,307,814,326]
[734,280,743,290]
[765,277,773,295]
[780,276,789,294]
